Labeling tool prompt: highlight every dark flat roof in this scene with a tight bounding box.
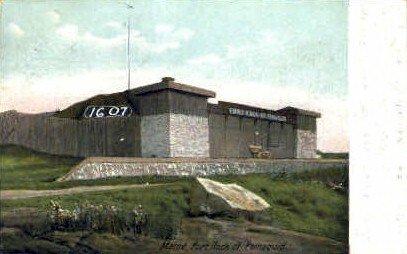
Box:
[216,101,321,117]
[217,101,280,114]
[131,77,216,98]
[209,101,321,118]
[277,106,321,118]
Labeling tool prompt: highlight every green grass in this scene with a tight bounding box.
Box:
[0,144,81,166]
[1,183,191,217]
[1,144,80,189]
[0,144,189,190]
[209,173,348,242]
[0,144,348,243]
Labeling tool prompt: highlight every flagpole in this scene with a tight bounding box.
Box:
[127,17,131,91]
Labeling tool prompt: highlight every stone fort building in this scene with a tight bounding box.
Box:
[0,77,320,159]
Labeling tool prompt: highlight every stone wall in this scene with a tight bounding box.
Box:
[59,158,348,181]
[295,129,318,158]
[140,114,170,157]
[140,113,210,158]
[169,114,209,157]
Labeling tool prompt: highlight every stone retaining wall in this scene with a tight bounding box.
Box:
[59,158,348,181]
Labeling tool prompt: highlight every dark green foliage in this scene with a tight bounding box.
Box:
[3,202,181,242]
[0,228,163,254]
[54,91,132,119]
[146,211,181,240]
[2,209,53,237]
[317,150,349,159]
[188,181,208,217]
[290,168,348,185]
[47,201,136,236]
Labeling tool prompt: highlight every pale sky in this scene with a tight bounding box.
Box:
[0,0,348,152]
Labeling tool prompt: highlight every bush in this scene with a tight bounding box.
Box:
[43,200,184,240]
[146,211,181,240]
[2,210,52,237]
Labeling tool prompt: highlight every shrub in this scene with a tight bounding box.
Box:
[146,211,181,240]
[1,210,52,237]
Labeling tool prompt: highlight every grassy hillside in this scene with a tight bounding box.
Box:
[54,90,132,119]
[0,145,186,190]
[0,145,348,252]
[209,173,348,242]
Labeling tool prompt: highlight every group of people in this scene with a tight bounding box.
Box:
[48,200,147,235]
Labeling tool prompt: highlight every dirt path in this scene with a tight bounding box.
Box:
[0,183,166,200]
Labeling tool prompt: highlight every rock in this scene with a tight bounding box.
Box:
[189,177,270,217]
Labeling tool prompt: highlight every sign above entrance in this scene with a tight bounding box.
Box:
[83,106,132,118]
[228,108,286,122]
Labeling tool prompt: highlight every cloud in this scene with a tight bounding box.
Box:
[187,54,224,65]
[150,27,193,53]
[46,11,60,23]
[155,24,194,39]
[7,23,24,37]
[53,23,193,55]
[259,30,277,44]
[186,31,275,67]
[151,41,180,53]
[81,30,151,51]
[56,24,78,40]
[225,31,279,59]
[105,21,123,30]
[155,24,173,34]
[83,32,127,47]
[153,25,194,52]
[173,28,194,41]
